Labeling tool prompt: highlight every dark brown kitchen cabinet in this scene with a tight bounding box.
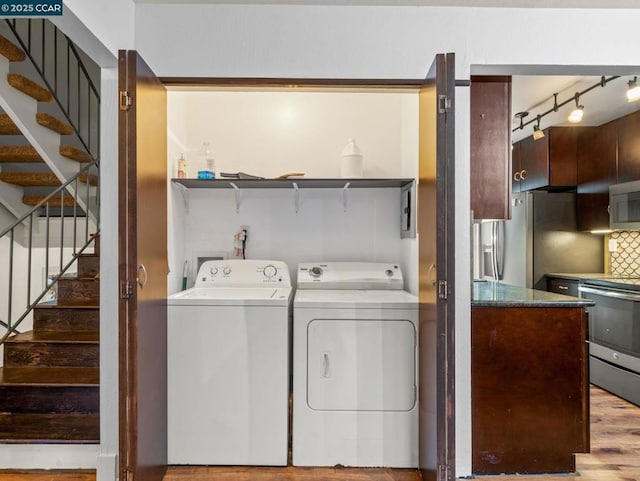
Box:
[616,109,640,183]
[576,123,617,231]
[472,306,589,474]
[470,76,512,220]
[513,127,581,192]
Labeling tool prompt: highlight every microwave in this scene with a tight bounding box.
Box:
[610,180,640,230]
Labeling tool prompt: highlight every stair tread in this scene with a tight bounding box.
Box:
[7,74,53,102]
[35,112,74,135]
[5,331,98,344]
[0,113,21,134]
[0,145,42,162]
[59,145,92,163]
[22,195,75,207]
[0,35,26,62]
[35,300,99,309]
[0,412,99,442]
[0,172,60,186]
[0,367,98,386]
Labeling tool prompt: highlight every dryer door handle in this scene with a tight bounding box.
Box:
[322,352,331,378]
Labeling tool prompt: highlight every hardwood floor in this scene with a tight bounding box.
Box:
[0,386,637,481]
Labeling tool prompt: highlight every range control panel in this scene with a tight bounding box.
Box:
[195,260,291,288]
[297,262,404,290]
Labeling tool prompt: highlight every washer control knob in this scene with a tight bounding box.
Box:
[309,266,323,278]
[209,266,219,276]
[222,266,232,276]
[263,264,278,278]
[385,269,394,277]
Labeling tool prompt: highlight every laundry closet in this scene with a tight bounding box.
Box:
[165,87,424,468]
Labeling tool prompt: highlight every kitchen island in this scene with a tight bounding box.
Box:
[472,281,594,475]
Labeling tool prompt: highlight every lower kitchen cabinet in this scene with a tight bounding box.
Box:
[471,306,589,474]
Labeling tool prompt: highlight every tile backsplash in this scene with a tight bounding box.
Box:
[609,231,640,276]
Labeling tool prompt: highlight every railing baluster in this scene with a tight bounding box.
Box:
[41,19,45,75]
[45,201,50,297]
[59,190,64,273]
[73,178,78,254]
[54,26,57,94]
[8,228,14,332]
[27,212,33,308]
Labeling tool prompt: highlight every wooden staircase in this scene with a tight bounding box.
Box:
[0,235,100,443]
[0,33,95,212]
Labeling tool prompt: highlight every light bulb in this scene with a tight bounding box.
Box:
[532,126,545,140]
[627,77,640,102]
[568,106,584,123]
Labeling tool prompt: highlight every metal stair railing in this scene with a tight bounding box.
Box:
[0,159,99,345]
[5,18,100,160]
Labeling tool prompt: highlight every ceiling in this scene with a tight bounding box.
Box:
[134,0,640,6]
[511,74,640,142]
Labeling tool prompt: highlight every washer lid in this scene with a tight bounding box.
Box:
[294,289,418,309]
[168,287,292,306]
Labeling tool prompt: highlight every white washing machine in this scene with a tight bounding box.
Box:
[167,259,292,466]
[293,262,419,468]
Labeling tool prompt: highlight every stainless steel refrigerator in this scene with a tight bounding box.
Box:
[474,191,604,289]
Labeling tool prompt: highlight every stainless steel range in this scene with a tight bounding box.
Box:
[579,278,640,406]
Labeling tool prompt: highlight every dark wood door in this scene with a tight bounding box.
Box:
[418,52,455,481]
[616,109,640,183]
[519,135,548,191]
[512,141,522,193]
[470,76,512,220]
[118,50,168,481]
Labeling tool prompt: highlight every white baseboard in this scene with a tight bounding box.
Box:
[0,444,99,469]
[97,452,117,481]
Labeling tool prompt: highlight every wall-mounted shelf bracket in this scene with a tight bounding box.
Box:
[292,182,300,213]
[173,182,189,213]
[342,182,351,212]
[230,182,242,213]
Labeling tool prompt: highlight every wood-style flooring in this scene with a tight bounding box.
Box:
[1,385,637,481]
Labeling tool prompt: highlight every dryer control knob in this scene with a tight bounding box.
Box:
[222,266,232,276]
[263,264,278,278]
[209,266,219,276]
[309,266,323,278]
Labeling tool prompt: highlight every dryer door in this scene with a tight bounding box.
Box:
[307,319,416,411]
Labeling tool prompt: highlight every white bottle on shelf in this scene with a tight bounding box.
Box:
[341,138,363,178]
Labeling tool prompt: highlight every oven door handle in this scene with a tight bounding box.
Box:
[579,285,640,302]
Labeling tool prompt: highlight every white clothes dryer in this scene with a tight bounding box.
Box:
[167,259,292,466]
[293,262,419,468]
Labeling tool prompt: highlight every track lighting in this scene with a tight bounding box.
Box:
[515,111,529,130]
[532,115,545,140]
[568,93,584,123]
[627,77,640,102]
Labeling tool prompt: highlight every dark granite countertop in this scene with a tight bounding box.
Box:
[472,281,594,307]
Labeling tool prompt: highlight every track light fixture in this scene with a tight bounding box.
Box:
[532,115,545,140]
[627,77,640,102]
[568,93,584,123]
[512,75,621,136]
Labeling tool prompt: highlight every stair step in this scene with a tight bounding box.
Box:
[0,145,42,162]
[7,74,53,102]
[22,194,75,207]
[0,412,99,443]
[0,367,98,414]
[34,302,99,332]
[0,113,21,134]
[0,172,60,186]
[4,331,98,368]
[77,254,99,278]
[60,145,92,163]
[36,112,74,135]
[0,35,26,62]
[79,172,99,186]
[57,276,99,303]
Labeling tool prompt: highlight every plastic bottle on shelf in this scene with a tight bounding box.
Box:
[177,153,187,178]
[198,142,216,179]
[341,138,363,178]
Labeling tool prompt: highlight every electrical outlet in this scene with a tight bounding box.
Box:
[609,238,618,253]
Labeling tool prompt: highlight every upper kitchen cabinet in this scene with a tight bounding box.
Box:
[470,76,512,220]
[576,123,617,231]
[616,109,640,183]
[513,127,581,192]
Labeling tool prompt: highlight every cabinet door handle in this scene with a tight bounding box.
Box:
[558,285,569,290]
[514,171,522,182]
[520,169,527,180]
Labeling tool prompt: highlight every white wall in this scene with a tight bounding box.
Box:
[62,3,640,479]
[168,90,419,294]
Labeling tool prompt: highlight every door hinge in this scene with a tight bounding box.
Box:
[438,94,451,113]
[122,467,133,481]
[120,281,134,299]
[119,90,132,111]
[438,280,448,300]
[438,464,452,481]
